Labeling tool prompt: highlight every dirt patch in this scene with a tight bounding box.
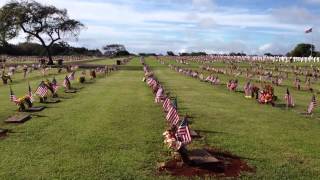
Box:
[158,147,255,178]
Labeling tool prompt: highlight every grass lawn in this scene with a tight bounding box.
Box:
[83,58,117,65]
[0,59,172,179]
[145,57,320,179]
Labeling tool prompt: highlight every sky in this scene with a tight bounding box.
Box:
[1,0,320,55]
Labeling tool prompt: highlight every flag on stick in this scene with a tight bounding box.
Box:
[52,77,59,93]
[284,88,294,107]
[35,81,48,98]
[63,76,71,89]
[9,86,18,104]
[307,95,317,114]
[163,98,171,112]
[68,71,75,81]
[176,117,192,144]
[28,82,34,102]
[166,106,180,126]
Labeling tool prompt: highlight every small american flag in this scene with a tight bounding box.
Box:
[28,83,34,103]
[155,87,164,103]
[147,78,157,87]
[307,95,317,114]
[176,117,192,144]
[63,76,71,88]
[166,106,180,126]
[68,72,75,81]
[35,81,48,97]
[163,98,171,112]
[52,77,59,93]
[10,86,18,104]
[284,88,294,107]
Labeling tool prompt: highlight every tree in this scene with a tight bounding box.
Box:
[1,0,84,65]
[0,7,18,46]
[167,51,175,56]
[287,43,316,57]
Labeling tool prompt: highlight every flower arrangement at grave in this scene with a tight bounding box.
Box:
[78,76,86,83]
[15,96,33,112]
[163,126,182,151]
[44,79,58,98]
[258,85,277,105]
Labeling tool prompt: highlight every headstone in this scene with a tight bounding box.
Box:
[188,149,220,165]
[5,114,31,123]
[190,130,201,138]
[25,106,46,112]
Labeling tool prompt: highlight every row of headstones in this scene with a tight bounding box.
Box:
[141,59,217,166]
[164,55,320,63]
[0,62,127,138]
[167,63,317,116]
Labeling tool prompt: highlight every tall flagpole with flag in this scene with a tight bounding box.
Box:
[305,27,313,57]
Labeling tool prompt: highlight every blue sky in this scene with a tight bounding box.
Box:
[2,0,320,54]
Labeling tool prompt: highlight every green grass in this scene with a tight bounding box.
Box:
[0,57,320,179]
[146,57,320,179]
[0,59,171,179]
[83,58,117,65]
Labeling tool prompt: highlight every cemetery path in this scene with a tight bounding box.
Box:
[0,59,166,179]
[147,58,320,179]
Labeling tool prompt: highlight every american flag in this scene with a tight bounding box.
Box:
[63,76,71,88]
[166,106,180,126]
[35,81,48,97]
[9,86,18,104]
[176,117,192,144]
[147,78,157,87]
[68,72,75,81]
[52,77,59,93]
[163,98,171,112]
[305,28,313,34]
[155,87,163,103]
[307,95,317,114]
[28,83,34,103]
[284,88,294,107]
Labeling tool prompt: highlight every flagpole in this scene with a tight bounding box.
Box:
[311,31,313,57]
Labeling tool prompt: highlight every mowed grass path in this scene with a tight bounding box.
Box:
[0,59,168,179]
[147,58,320,179]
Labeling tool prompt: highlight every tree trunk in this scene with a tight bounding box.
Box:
[46,46,54,65]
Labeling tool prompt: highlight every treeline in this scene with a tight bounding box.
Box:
[0,42,102,56]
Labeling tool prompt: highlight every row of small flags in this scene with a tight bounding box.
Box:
[143,63,192,146]
[169,63,318,115]
[9,71,75,103]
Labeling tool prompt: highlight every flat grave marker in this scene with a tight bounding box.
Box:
[5,114,31,124]
[188,149,220,165]
[25,106,46,112]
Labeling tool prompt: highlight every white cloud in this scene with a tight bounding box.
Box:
[1,0,318,54]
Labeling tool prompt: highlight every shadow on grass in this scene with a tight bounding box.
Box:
[196,129,228,135]
[30,114,48,118]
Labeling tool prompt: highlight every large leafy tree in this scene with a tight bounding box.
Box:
[0,0,84,65]
[287,43,316,57]
[0,7,18,47]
